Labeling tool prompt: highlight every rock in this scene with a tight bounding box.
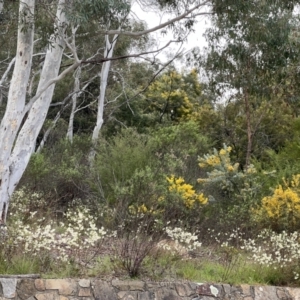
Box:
[175,282,195,297]
[78,287,92,297]
[117,291,138,300]
[92,280,117,300]
[0,278,17,299]
[35,292,59,300]
[35,279,45,291]
[45,279,77,295]
[154,287,182,300]
[286,287,300,300]
[17,279,36,300]
[197,283,219,297]
[79,279,90,288]
[254,286,278,300]
[112,280,145,292]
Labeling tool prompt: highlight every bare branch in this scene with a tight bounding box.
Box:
[102,2,212,37]
[32,52,46,57]
[107,49,182,120]
[74,99,97,113]
[64,27,80,63]
[24,61,81,114]
[81,40,175,65]
[0,57,16,88]
[37,74,97,151]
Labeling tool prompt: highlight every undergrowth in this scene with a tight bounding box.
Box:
[2,137,300,287]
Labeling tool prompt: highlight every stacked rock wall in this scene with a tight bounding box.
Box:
[0,276,300,299]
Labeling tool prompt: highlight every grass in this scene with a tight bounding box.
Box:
[87,256,115,277]
[173,259,276,285]
[0,255,40,275]
[129,250,297,286]
[0,241,298,287]
[1,209,299,286]
[42,263,81,279]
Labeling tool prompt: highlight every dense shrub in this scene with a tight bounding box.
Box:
[2,189,109,275]
[253,174,300,231]
[20,135,92,212]
[197,144,262,235]
[91,128,152,205]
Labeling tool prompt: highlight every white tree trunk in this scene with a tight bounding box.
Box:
[8,0,67,192]
[67,67,81,142]
[0,0,68,223]
[89,35,118,160]
[91,35,118,142]
[0,0,35,223]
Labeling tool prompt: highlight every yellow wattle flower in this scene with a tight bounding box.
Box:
[256,175,300,227]
[167,175,208,208]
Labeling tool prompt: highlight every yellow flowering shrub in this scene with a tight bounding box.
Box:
[136,204,148,214]
[167,175,208,208]
[254,174,300,230]
[146,69,202,122]
[197,144,261,229]
[198,145,235,169]
[128,203,162,215]
[198,144,240,188]
[128,175,207,216]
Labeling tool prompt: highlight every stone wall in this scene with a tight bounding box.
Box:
[0,276,300,300]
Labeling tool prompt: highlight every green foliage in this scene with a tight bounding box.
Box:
[92,128,152,204]
[220,98,295,165]
[24,152,51,187]
[88,256,114,277]
[101,62,159,135]
[150,120,212,183]
[198,144,258,200]
[0,255,40,275]
[93,122,211,202]
[145,69,203,123]
[91,124,213,232]
[252,116,300,196]
[21,135,92,210]
[198,144,262,232]
[198,0,300,165]
[209,0,297,79]
[104,164,178,229]
[65,0,130,27]
[151,120,211,156]
[175,258,291,286]
[4,176,300,286]
[142,252,179,280]
[6,0,300,286]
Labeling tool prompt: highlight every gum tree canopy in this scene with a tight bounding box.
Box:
[202,0,300,167]
[0,0,211,223]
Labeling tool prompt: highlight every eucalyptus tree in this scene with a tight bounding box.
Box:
[0,0,212,223]
[202,0,300,167]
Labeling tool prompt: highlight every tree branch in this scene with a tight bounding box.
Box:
[24,61,81,114]
[0,57,16,88]
[80,40,175,65]
[102,2,212,37]
[107,48,182,120]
